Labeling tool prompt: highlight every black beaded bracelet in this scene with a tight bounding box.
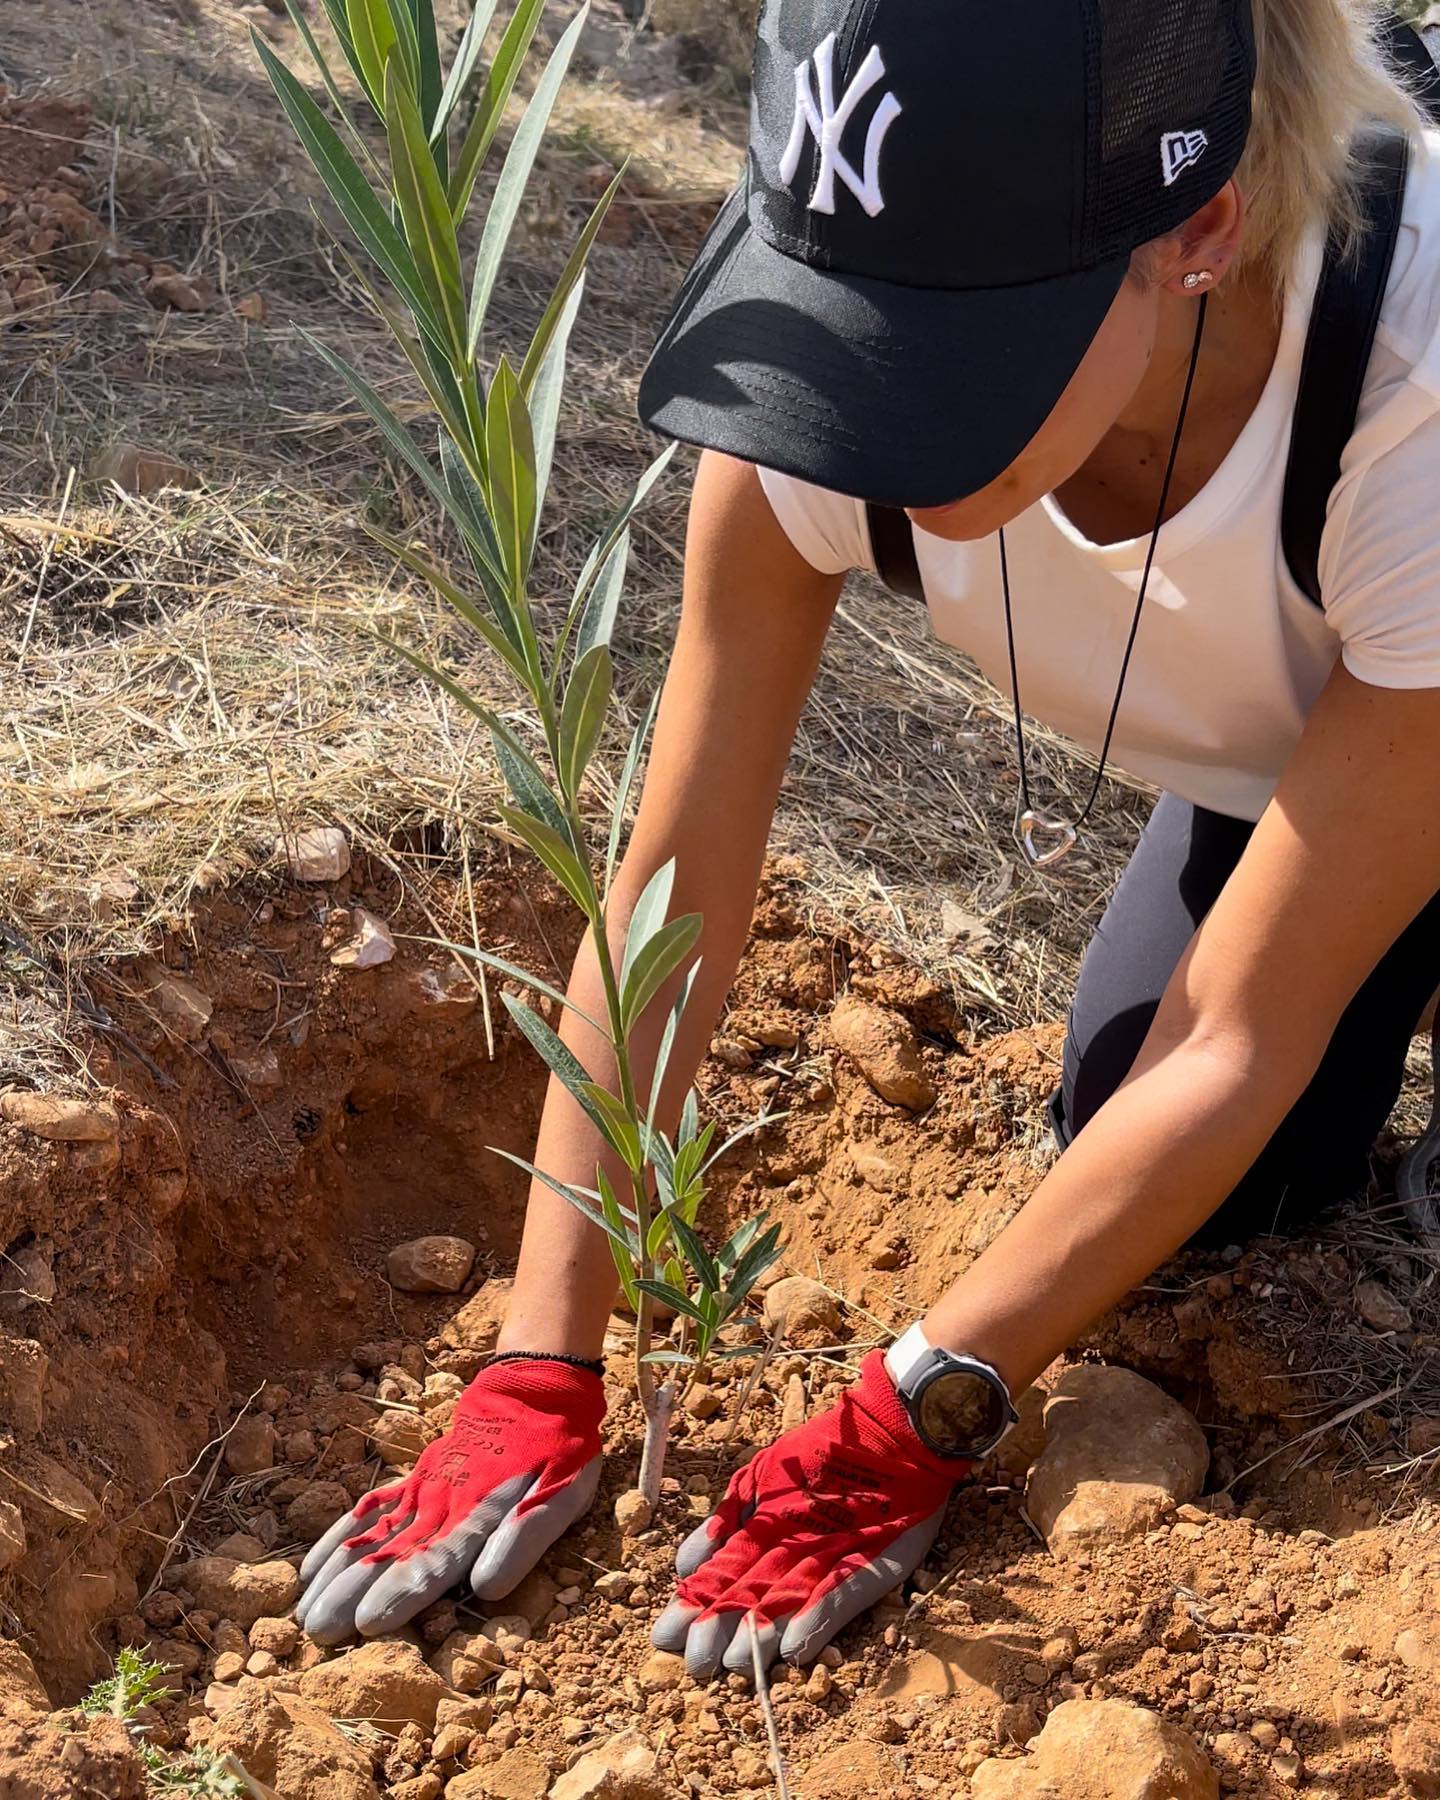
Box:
[488,1349,605,1378]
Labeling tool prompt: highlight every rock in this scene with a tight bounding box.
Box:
[636,1651,685,1694]
[333,907,397,969]
[432,1630,504,1692]
[277,825,351,882]
[1393,1718,1440,1797]
[249,1615,299,1657]
[684,1383,723,1419]
[828,998,936,1111]
[614,1488,652,1534]
[92,441,201,495]
[995,1382,1051,1479]
[393,1779,445,1800]
[0,1501,25,1572]
[549,1729,664,1799]
[137,959,214,1042]
[208,1683,382,1800]
[446,1748,549,1797]
[1407,1416,1440,1457]
[169,1557,300,1628]
[0,1240,55,1316]
[0,1641,48,1716]
[762,1276,841,1346]
[211,1531,268,1563]
[9,1450,100,1524]
[0,1089,119,1143]
[1355,1279,1412,1334]
[224,1413,276,1476]
[970,1699,1218,1799]
[286,1479,353,1541]
[369,1408,435,1465]
[441,1277,513,1353]
[780,1373,807,1433]
[0,1336,47,1434]
[867,1231,905,1271]
[388,1236,477,1294]
[213,1651,246,1682]
[1026,1366,1209,1558]
[235,291,268,322]
[145,270,207,311]
[593,1570,632,1602]
[1395,1620,1440,1675]
[851,1150,906,1192]
[299,1640,449,1730]
[794,1741,903,1797]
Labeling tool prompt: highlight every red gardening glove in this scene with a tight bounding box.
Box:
[653,1351,966,1678]
[296,1358,604,1645]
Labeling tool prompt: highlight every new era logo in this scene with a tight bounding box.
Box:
[780,33,902,218]
[1160,130,1208,187]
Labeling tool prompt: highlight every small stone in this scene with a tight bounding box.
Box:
[548,1728,664,1799]
[0,1337,47,1435]
[1392,1718,1440,1797]
[145,270,206,311]
[432,1631,504,1693]
[614,1489,652,1535]
[762,1276,841,1346]
[169,1558,300,1629]
[284,1429,317,1464]
[286,1479,352,1542]
[333,907,397,969]
[205,1681,243,1717]
[234,292,267,322]
[1395,1620,1440,1675]
[1355,1279,1412,1334]
[684,1383,723,1420]
[0,1090,119,1144]
[446,1746,549,1797]
[732,1745,771,1788]
[211,1532,267,1564]
[137,960,214,1043]
[711,1036,754,1070]
[91,441,200,496]
[297,1638,448,1730]
[369,1409,435,1466]
[828,997,936,1111]
[805,1662,833,1701]
[780,1373,807,1433]
[388,1236,477,1294]
[224,1415,275,1477]
[593,1570,632,1601]
[637,1651,684,1694]
[1272,1751,1304,1787]
[970,1698,1217,1799]
[212,1652,246,1682]
[1026,1365,1209,1558]
[248,1617,298,1657]
[276,825,351,883]
[867,1232,905,1271]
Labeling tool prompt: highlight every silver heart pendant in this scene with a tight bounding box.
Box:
[1016,808,1078,869]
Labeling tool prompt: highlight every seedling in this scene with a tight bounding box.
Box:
[79,1649,277,1798]
[257,0,781,1504]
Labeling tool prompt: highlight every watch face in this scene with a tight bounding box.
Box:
[915,1366,1005,1456]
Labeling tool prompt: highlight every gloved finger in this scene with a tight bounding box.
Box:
[675,1510,793,1612]
[722,1610,791,1676]
[679,1605,743,1683]
[469,1455,602,1601]
[353,1505,500,1638]
[650,1597,701,1657]
[351,1484,453,1569]
[296,1505,417,1644]
[299,1480,407,1584]
[778,1508,944,1665]
[674,1458,759,1580]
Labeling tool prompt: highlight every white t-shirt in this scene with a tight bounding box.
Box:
[759,130,1440,822]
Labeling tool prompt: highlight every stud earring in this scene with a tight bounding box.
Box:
[1182,269,1214,291]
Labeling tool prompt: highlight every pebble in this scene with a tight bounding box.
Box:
[828,997,936,1110]
[332,906,397,969]
[386,1235,477,1294]
[91,442,201,496]
[0,1090,119,1143]
[275,825,351,883]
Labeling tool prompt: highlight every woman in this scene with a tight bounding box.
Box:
[295,0,1440,1680]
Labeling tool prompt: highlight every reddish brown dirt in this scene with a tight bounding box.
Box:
[2,853,1438,1799]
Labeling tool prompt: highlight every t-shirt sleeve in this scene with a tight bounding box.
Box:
[1323,402,1440,691]
[756,465,873,576]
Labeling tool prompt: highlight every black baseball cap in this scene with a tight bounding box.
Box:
[638,0,1255,509]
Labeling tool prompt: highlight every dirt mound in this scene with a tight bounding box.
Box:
[0,853,1437,1798]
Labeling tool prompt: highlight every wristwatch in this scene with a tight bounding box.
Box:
[884,1323,1019,1460]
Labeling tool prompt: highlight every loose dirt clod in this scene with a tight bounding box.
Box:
[970,1698,1218,1799]
[762,1275,841,1345]
[827,997,937,1111]
[387,1236,478,1294]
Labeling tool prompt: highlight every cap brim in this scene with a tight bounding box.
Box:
[638,186,1130,511]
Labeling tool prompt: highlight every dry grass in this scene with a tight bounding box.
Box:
[0,0,1153,1090]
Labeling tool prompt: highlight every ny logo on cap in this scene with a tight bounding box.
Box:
[780,33,902,218]
[1160,129,1208,187]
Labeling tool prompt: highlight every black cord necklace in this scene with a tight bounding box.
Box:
[1001,294,1210,869]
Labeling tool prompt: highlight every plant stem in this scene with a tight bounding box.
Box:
[637,1372,675,1507]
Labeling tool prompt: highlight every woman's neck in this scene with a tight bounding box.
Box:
[1055,273,1285,545]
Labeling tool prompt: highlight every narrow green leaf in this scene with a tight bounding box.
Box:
[668,1212,717,1294]
[501,994,618,1151]
[645,1213,672,1262]
[621,912,702,1033]
[385,0,423,92]
[491,730,567,835]
[301,330,456,519]
[519,167,623,394]
[558,642,612,800]
[484,358,537,590]
[498,805,593,915]
[606,690,658,893]
[433,0,501,141]
[345,0,402,111]
[679,1088,700,1147]
[646,961,697,1128]
[466,4,589,355]
[365,525,528,684]
[318,0,373,106]
[254,34,444,340]
[621,859,675,995]
[634,1279,709,1326]
[641,1349,697,1366]
[421,937,604,1034]
[447,0,547,217]
[401,0,445,140]
[492,1147,636,1254]
[701,1109,788,1175]
[725,1224,784,1309]
[599,1170,642,1305]
[385,60,467,353]
[716,1214,764,1274]
[528,274,584,534]
[283,0,380,170]
[334,241,469,451]
[579,1083,643,1170]
[562,443,678,663]
[574,528,628,661]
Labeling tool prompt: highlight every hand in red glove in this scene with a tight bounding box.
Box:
[296,1358,604,1645]
[652,1351,966,1679]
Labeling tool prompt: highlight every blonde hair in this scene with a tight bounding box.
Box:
[1237,0,1429,292]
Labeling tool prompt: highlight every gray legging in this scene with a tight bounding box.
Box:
[1051,792,1440,1245]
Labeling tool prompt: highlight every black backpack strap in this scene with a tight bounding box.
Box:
[864,500,926,603]
[1280,121,1409,606]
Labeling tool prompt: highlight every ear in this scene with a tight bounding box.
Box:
[1150,181,1247,293]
